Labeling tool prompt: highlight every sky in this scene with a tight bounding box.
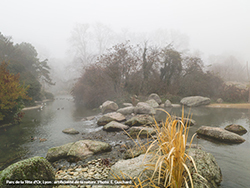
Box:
[1,0,250,63]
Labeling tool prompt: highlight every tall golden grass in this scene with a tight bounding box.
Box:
[112,107,198,188]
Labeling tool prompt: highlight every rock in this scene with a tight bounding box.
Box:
[97,116,114,126]
[145,99,159,108]
[164,99,172,107]
[196,126,245,143]
[97,112,126,126]
[109,154,153,182]
[104,112,126,122]
[110,149,222,188]
[62,128,79,135]
[124,148,146,159]
[103,121,129,132]
[46,140,111,162]
[134,102,156,115]
[0,156,55,188]
[172,116,196,126]
[128,126,156,139]
[186,148,222,188]
[46,142,74,162]
[123,102,133,107]
[224,124,247,135]
[100,100,118,114]
[148,93,162,104]
[216,98,223,103]
[125,114,154,126]
[180,96,211,107]
[81,116,95,121]
[117,106,135,115]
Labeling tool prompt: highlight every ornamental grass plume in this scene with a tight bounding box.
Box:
[143,108,198,188]
[112,107,199,188]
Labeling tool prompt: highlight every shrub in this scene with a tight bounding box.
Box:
[221,84,248,103]
[71,65,115,108]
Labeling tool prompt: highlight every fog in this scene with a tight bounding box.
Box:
[1,0,250,89]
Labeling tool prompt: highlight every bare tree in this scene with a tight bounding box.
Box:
[93,22,114,54]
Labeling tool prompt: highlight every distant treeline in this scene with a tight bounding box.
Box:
[72,42,248,108]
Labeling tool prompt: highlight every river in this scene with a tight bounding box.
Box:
[0,96,250,187]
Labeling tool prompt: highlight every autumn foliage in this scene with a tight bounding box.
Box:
[0,62,31,124]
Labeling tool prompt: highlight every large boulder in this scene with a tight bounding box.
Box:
[100,100,118,114]
[180,96,211,107]
[148,93,162,104]
[109,148,222,188]
[103,121,129,132]
[224,124,247,135]
[128,126,156,138]
[109,154,154,183]
[117,106,135,115]
[125,114,154,126]
[196,126,245,144]
[0,156,55,188]
[62,128,79,135]
[145,99,159,108]
[186,148,222,188]
[134,102,156,115]
[97,112,126,126]
[46,140,111,162]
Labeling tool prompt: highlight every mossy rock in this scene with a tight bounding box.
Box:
[0,156,55,188]
[224,124,247,135]
[46,140,112,162]
[125,114,154,126]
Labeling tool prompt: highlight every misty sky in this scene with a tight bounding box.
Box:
[1,0,250,62]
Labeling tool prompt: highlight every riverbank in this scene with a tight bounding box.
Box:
[22,99,53,111]
[205,103,250,109]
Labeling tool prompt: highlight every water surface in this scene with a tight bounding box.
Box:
[0,98,250,187]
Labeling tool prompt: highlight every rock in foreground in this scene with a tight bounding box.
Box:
[0,156,55,188]
[110,148,222,188]
[197,126,245,143]
[186,148,222,188]
[46,140,111,162]
[180,96,211,107]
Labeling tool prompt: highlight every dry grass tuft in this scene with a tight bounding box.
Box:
[112,107,199,188]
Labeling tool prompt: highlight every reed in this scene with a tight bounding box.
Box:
[112,107,198,188]
[143,108,197,187]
